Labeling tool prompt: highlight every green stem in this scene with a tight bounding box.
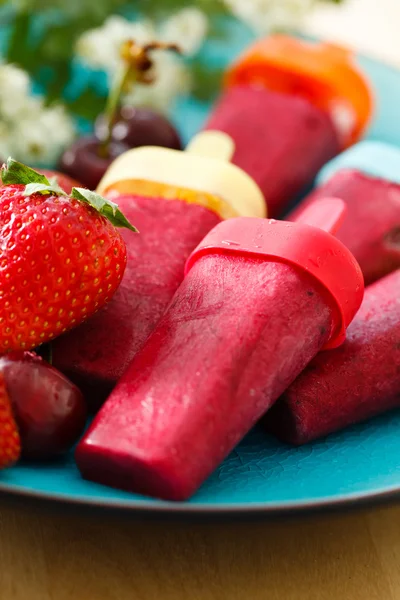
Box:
[100,64,136,157]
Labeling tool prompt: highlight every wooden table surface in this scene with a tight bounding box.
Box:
[1,496,400,600]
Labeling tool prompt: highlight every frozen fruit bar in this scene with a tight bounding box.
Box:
[204,35,373,216]
[76,199,363,500]
[290,141,400,285]
[266,269,400,445]
[52,132,265,410]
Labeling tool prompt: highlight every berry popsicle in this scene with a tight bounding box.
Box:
[76,198,364,501]
[289,141,400,285]
[204,35,373,216]
[266,269,400,445]
[52,132,265,410]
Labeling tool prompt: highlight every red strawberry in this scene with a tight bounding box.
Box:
[0,371,21,468]
[0,158,136,353]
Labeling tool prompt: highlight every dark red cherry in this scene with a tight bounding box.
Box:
[58,136,130,190]
[95,107,182,151]
[1,352,87,460]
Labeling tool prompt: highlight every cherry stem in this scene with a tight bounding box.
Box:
[100,64,134,158]
[99,40,181,159]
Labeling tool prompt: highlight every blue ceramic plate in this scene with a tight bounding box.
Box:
[1,32,400,514]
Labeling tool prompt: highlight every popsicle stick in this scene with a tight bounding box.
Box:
[185,131,235,162]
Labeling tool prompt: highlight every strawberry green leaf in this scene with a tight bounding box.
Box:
[71,187,138,232]
[1,157,51,187]
[24,182,68,197]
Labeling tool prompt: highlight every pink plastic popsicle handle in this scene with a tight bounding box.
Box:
[185,198,364,349]
[293,196,346,235]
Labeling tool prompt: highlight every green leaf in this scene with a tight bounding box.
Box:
[71,187,138,232]
[68,86,106,121]
[2,159,70,197]
[1,158,51,186]
[24,182,67,197]
[6,11,36,70]
[197,0,230,17]
[2,159,137,231]
[190,60,224,102]
[133,0,230,20]
[43,63,72,105]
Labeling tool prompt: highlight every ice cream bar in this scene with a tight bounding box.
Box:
[266,269,400,445]
[52,132,265,410]
[76,198,363,501]
[204,35,373,217]
[289,141,400,285]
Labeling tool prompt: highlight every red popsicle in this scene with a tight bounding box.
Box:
[289,141,400,285]
[76,199,363,501]
[52,132,265,410]
[204,35,373,216]
[266,269,400,445]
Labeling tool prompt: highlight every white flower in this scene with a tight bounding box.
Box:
[160,8,208,56]
[0,63,30,96]
[224,0,315,33]
[12,104,75,166]
[0,63,32,120]
[38,105,75,153]
[123,51,191,114]
[75,13,198,113]
[76,30,119,73]
[0,63,76,166]
[12,121,55,166]
[0,121,13,161]
[76,16,155,74]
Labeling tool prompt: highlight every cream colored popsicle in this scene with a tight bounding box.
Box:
[97,131,266,219]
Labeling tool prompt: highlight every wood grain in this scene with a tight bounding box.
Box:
[0,497,399,600]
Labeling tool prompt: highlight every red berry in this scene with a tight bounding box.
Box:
[1,352,86,460]
[0,184,128,353]
[0,371,21,468]
[95,107,182,151]
[59,137,129,190]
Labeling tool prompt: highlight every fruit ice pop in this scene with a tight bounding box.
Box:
[289,141,400,285]
[266,269,400,445]
[76,198,363,501]
[52,132,265,410]
[204,35,373,217]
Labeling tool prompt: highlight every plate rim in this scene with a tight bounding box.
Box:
[1,479,400,516]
